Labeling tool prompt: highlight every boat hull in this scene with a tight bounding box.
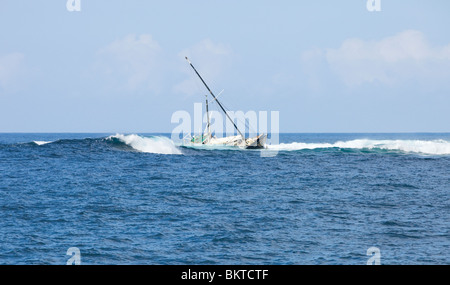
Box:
[244,134,267,149]
[187,134,267,149]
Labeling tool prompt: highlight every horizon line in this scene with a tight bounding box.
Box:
[1,131,450,134]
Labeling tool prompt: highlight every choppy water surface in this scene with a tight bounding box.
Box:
[0,133,449,264]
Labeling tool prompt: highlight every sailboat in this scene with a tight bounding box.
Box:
[185,56,267,149]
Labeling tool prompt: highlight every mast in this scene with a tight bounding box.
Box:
[185,56,245,140]
[204,94,211,142]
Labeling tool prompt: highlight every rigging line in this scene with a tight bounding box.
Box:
[186,60,256,136]
[188,67,253,135]
[211,90,257,135]
[205,92,258,136]
[218,99,258,135]
[185,56,245,140]
[215,89,225,100]
[206,94,256,136]
[205,87,256,135]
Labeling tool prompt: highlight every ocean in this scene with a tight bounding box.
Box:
[0,133,449,264]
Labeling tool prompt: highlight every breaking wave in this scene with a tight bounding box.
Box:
[267,139,450,155]
[107,134,182,155]
[8,136,450,156]
[33,141,53,146]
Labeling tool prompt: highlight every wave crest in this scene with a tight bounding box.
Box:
[107,134,182,155]
[267,139,450,155]
[33,141,52,146]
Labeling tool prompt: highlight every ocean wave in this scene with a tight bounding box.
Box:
[11,136,450,156]
[266,139,450,155]
[32,141,53,146]
[107,134,182,155]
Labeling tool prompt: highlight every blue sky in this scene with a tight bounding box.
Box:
[1,1,450,132]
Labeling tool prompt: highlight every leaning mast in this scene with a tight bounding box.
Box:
[185,56,245,140]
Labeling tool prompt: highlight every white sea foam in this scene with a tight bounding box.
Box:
[109,134,182,155]
[267,139,450,155]
[33,141,52,146]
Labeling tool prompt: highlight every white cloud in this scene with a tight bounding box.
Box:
[0,52,25,93]
[95,34,162,92]
[304,30,450,87]
[174,39,232,96]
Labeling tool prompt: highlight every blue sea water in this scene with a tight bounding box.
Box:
[0,133,449,265]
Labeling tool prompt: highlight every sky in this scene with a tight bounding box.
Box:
[1,0,450,133]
